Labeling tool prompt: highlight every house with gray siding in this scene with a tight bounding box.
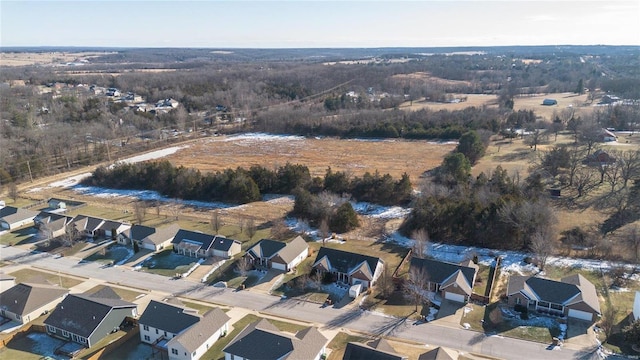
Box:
[44,287,137,348]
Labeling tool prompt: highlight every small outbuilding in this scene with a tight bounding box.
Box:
[542,99,558,106]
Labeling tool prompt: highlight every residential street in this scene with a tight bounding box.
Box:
[0,246,620,360]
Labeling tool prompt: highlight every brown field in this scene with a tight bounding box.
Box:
[164,136,456,180]
[392,72,473,87]
[0,51,114,67]
[398,94,498,112]
[513,92,593,120]
[58,68,178,77]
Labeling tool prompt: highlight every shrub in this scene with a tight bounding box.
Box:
[514,304,528,313]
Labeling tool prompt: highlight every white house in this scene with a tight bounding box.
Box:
[634,291,640,321]
[167,308,230,360]
[139,300,230,360]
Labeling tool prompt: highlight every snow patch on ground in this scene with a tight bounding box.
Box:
[263,194,295,204]
[47,173,92,189]
[70,185,241,210]
[384,231,639,277]
[113,145,189,166]
[351,202,412,219]
[427,140,459,145]
[222,133,305,142]
[113,245,135,266]
[426,306,438,322]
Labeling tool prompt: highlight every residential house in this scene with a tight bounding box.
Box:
[34,211,73,239]
[311,247,384,289]
[172,230,241,259]
[0,206,38,230]
[633,291,640,321]
[245,236,309,272]
[598,128,618,142]
[584,149,616,166]
[223,319,328,360]
[139,300,230,360]
[69,215,105,238]
[47,198,67,211]
[418,347,459,360]
[408,258,478,303]
[343,339,407,360]
[507,274,601,321]
[124,224,180,251]
[600,95,621,104]
[0,283,69,324]
[99,220,131,239]
[44,287,137,347]
[0,274,16,293]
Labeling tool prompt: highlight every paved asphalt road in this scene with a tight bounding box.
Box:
[0,246,621,360]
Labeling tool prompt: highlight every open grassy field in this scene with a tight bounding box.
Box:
[0,51,114,67]
[163,135,456,180]
[512,92,592,120]
[9,268,83,288]
[398,94,498,112]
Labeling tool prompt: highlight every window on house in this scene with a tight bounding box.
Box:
[164,331,167,336]
[156,329,159,334]
[538,301,550,308]
[62,330,68,337]
[144,335,150,341]
[171,349,178,355]
[15,314,20,320]
[515,297,521,305]
[143,325,149,331]
[193,351,196,357]
[47,325,56,333]
[550,303,563,311]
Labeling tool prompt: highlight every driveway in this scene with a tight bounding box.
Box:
[433,300,465,327]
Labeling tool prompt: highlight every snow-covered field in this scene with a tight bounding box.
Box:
[221,133,305,142]
[351,202,412,219]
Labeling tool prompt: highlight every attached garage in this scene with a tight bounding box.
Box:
[444,292,466,303]
[568,309,593,321]
[271,262,286,271]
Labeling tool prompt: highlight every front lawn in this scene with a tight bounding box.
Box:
[137,249,197,277]
[0,227,38,246]
[9,268,82,289]
[84,244,134,265]
[479,302,561,343]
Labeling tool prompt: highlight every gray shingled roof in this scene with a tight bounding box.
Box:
[561,274,601,314]
[210,236,240,251]
[129,224,156,241]
[409,258,476,290]
[44,291,136,337]
[172,229,215,250]
[138,300,199,334]
[0,283,68,316]
[224,319,327,360]
[145,224,180,245]
[343,340,406,360]
[248,239,286,259]
[0,206,38,225]
[70,215,105,232]
[507,274,600,313]
[418,347,457,360]
[277,236,309,265]
[168,308,230,352]
[313,247,381,275]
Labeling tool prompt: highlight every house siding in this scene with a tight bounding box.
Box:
[168,323,227,360]
[565,301,597,320]
[140,324,176,344]
[507,293,529,307]
[89,307,136,347]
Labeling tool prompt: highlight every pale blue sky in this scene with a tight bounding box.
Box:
[1,1,638,48]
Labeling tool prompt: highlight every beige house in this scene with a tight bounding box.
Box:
[245,236,309,272]
[0,283,69,324]
[408,258,478,303]
[507,274,601,322]
[312,247,384,290]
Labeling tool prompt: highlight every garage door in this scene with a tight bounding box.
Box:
[568,309,592,321]
[444,292,466,303]
[272,262,286,271]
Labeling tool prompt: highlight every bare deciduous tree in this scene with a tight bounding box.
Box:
[624,226,640,264]
[619,150,640,188]
[319,217,329,246]
[270,218,289,239]
[246,218,257,240]
[236,256,252,277]
[8,182,18,203]
[376,267,396,299]
[134,201,146,224]
[600,302,618,344]
[411,228,430,259]
[530,231,554,271]
[168,201,181,221]
[403,267,430,313]
[573,168,596,198]
[211,210,223,234]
